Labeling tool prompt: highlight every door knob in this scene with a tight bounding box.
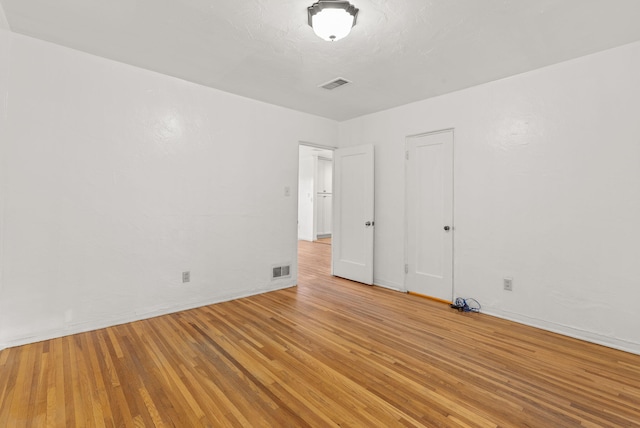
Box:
[444,226,450,231]
[365,221,374,227]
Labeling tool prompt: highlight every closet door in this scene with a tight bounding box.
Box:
[317,195,325,235]
[405,130,454,301]
[315,157,333,238]
[318,158,333,193]
[323,194,332,234]
[317,194,332,235]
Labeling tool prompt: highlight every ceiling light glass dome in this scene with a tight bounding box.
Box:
[308,1,359,42]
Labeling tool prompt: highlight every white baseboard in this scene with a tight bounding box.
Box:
[6,283,636,358]
[1,282,297,350]
[482,307,640,356]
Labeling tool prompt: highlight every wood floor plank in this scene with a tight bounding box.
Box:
[1,240,640,426]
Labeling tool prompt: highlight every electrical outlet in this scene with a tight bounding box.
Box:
[182,271,190,283]
[504,277,513,291]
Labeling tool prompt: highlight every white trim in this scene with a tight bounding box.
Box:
[313,154,319,239]
[5,287,638,356]
[298,140,337,150]
[373,279,404,292]
[405,127,455,140]
[0,282,297,350]
[483,307,640,356]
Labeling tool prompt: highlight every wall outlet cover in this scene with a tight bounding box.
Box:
[504,277,513,291]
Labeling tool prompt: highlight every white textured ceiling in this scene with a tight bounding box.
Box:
[2,0,640,121]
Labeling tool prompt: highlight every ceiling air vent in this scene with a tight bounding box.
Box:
[319,77,351,90]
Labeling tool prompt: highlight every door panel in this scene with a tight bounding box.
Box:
[317,158,332,193]
[332,145,374,285]
[406,131,453,301]
[315,157,333,238]
[316,194,332,236]
[322,194,332,235]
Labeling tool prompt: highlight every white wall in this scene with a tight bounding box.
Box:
[0,31,9,345]
[0,4,9,31]
[2,26,639,356]
[0,30,337,349]
[339,41,640,354]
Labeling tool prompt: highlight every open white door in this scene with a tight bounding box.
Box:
[405,130,454,302]
[332,144,375,284]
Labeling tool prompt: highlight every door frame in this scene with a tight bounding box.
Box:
[403,128,455,300]
[296,141,336,273]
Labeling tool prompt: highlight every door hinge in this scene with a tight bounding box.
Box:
[404,264,409,274]
[405,151,409,160]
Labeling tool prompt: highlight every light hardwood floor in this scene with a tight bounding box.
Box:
[315,237,331,245]
[1,240,639,427]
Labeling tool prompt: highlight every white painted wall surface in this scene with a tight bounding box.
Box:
[0,4,9,31]
[338,41,640,354]
[0,30,9,348]
[0,31,337,348]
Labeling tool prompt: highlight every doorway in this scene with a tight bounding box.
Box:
[405,130,454,302]
[297,142,376,286]
[297,143,335,278]
[297,144,334,244]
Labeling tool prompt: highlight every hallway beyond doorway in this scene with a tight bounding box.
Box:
[315,237,331,246]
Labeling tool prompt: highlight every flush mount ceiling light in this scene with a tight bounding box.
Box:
[308,1,359,42]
